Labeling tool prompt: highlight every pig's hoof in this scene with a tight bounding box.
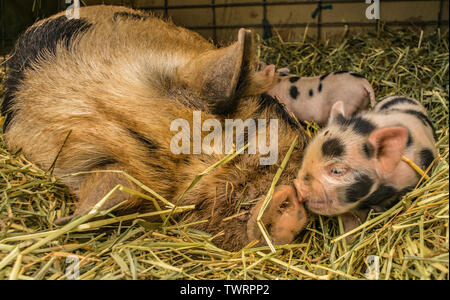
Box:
[247,185,308,246]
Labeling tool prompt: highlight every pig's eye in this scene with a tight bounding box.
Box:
[329,166,348,177]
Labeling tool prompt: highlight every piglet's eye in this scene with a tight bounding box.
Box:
[329,166,348,176]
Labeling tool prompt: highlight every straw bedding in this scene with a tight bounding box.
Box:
[0,25,448,280]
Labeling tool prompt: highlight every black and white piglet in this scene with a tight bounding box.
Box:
[267,70,376,126]
[294,96,438,233]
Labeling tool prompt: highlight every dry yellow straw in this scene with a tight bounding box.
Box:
[257,136,298,253]
[401,155,430,181]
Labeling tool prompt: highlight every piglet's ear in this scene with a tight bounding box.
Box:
[328,101,345,126]
[177,28,254,114]
[368,127,408,174]
[261,64,276,77]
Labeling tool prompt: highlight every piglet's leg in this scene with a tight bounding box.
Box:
[340,209,369,241]
[54,167,139,225]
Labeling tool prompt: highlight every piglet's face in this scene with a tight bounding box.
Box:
[294,102,409,216]
[294,132,373,215]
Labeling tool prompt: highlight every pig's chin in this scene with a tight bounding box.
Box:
[305,200,343,216]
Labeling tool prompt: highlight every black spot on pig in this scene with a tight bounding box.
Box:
[407,132,413,147]
[399,185,416,196]
[318,83,323,93]
[362,142,375,159]
[289,76,300,83]
[337,116,376,135]
[258,94,299,129]
[379,97,418,111]
[334,114,347,126]
[320,73,330,81]
[280,73,288,77]
[358,184,398,210]
[419,148,435,171]
[309,89,314,97]
[321,138,345,158]
[349,72,365,79]
[400,109,436,140]
[114,11,148,21]
[290,86,299,100]
[345,174,374,203]
[334,70,349,75]
[2,16,92,132]
[349,117,376,135]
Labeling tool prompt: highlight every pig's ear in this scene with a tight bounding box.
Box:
[328,101,346,125]
[368,127,409,174]
[261,64,276,77]
[244,63,278,96]
[177,28,254,113]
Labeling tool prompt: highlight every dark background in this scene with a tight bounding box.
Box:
[0,0,449,55]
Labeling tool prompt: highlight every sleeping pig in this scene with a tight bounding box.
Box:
[293,96,438,234]
[2,5,308,251]
[265,70,376,126]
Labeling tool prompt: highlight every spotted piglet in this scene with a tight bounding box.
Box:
[267,71,376,126]
[294,96,438,235]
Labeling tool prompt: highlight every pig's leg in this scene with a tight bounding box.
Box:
[276,67,290,75]
[340,209,369,241]
[54,166,140,225]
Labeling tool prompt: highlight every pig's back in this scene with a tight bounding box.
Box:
[2,6,215,179]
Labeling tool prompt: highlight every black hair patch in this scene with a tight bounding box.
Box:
[407,132,413,147]
[258,94,300,129]
[362,142,375,159]
[2,16,92,132]
[399,185,416,196]
[91,157,119,169]
[309,89,314,97]
[400,109,437,140]
[419,148,435,171]
[337,116,376,135]
[289,76,300,83]
[345,174,374,203]
[290,86,299,100]
[318,83,323,93]
[114,11,148,21]
[321,138,345,158]
[334,70,349,75]
[127,128,159,151]
[333,114,347,126]
[358,184,398,210]
[349,117,377,135]
[9,16,92,72]
[349,72,366,79]
[378,97,418,111]
[319,73,330,81]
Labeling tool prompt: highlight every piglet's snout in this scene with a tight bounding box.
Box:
[293,179,306,203]
[247,185,308,245]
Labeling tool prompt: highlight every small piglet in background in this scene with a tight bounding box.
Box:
[263,68,376,126]
[294,96,438,234]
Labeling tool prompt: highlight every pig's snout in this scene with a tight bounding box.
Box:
[247,185,307,246]
[293,178,306,203]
